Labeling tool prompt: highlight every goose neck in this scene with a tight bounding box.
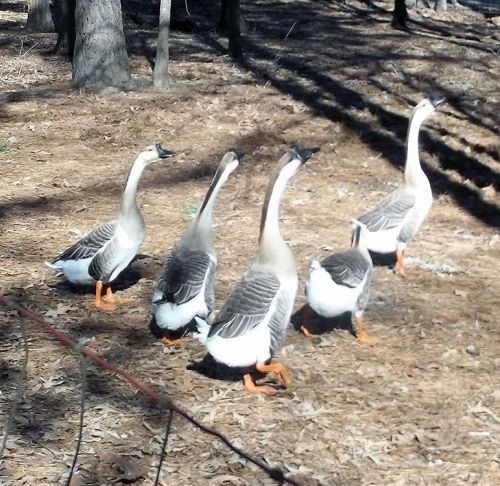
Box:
[120,159,146,220]
[188,162,236,245]
[257,167,295,272]
[404,107,428,185]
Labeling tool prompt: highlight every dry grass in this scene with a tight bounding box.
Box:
[1,0,499,485]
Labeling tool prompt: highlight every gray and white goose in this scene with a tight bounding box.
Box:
[303,220,376,343]
[46,144,173,310]
[151,151,241,345]
[356,96,445,273]
[196,145,318,395]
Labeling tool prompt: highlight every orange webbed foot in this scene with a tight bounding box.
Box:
[102,286,128,305]
[243,374,278,396]
[355,316,378,344]
[356,331,379,344]
[161,336,188,347]
[256,362,291,386]
[94,281,118,312]
[300,325,316,338]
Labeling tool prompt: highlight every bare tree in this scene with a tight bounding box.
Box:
[392,0,409,30]
[153,0,172,90]
[435,0,447,11]
[227,0,243,61]
[55,0,76,56]
[72,0,130,89]
[218,0,229,32]
[27,0,55,32]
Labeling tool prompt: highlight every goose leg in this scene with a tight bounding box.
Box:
[242,373,278,396]
[355,314,378,343]
[395,248,405,274]
[256,362,291,386]
[94,281,117,311]
[300,304,316,337]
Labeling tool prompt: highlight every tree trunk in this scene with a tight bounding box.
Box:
[73,0,130,89]
[27,0,55,32]
[227,0,243,61]
[392,0,409,31]
[153,0,172,90]
[55,0,76,57]
[218,0,228,32]
[435,0,447,11]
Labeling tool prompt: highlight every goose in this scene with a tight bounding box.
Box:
[46,144,174,310]
[303,220,376,343]
[151,151,241,345]
[356,96,445,273]
[196,145,319,395]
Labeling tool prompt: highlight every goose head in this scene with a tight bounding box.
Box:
[414,96,446,119]
[275,144,320,180]
[135,143,175,165]
[217,149,242,175]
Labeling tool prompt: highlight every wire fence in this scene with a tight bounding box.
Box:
[0,295,306,486]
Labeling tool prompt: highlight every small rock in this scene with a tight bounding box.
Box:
[454,289,468,298]
[466,344,480,356]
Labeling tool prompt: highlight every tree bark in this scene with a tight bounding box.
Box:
[435,0,447,11]
[218,0,228,32]
[227,0,243,61]
[27,0,55,32]
[153,0,172,90]
[55,0,76,57]
[73,0,130,89]
[392,0,409,31]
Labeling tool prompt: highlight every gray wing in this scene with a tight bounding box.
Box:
[208,271,281,339]
[52,220,117,262]
[204,261,216,312]
[358,191,415,232]
[154,247,214,306]
[88,235,124,282]
[267,292,292,355]
[320,250,370,288]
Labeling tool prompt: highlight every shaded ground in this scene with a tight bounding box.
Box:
[1,0,499,485]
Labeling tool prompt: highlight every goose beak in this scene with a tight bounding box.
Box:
[429,96,446,108]
[156,143,175,159]
[227,149,244,163]
[290,144,320,163]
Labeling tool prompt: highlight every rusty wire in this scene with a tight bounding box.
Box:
[0,295,305,486]
[66,339,88,486]
[154,409,174,486]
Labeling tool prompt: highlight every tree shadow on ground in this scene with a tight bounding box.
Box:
[193,0,499,227]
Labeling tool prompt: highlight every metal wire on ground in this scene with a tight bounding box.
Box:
[0,295,305,486]
[154,409,174,486]
[66,340,88,486]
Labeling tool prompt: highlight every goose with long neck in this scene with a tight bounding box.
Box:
[46,144,174,310]
[303,220,376,342]
[356,96,445,273]
[151,151,241,345]
[196,145,318,395]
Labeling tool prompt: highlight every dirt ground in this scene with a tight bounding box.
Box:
[1,0,499,485]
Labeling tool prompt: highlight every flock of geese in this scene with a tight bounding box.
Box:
[45,96,444,395]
